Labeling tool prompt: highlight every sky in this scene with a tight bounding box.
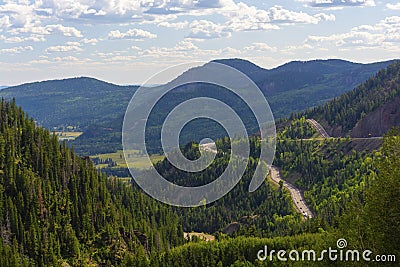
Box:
[0,0,399,86]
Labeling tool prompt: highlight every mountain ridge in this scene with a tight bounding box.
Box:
[1,58,396,155]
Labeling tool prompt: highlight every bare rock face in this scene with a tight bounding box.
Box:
[222,222,241,236]
[351,96,400,138]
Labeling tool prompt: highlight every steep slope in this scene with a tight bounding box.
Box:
[306,61,400,137]
[0,77,137,130]
[0,99,183,266]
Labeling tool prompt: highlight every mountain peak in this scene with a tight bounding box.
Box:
[210,58,266,73]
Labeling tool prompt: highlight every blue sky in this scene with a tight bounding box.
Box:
[0,0,399,85]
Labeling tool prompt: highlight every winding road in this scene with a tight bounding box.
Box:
[306,119,331,138]
[199,119,383,221]
[199,142,314,219]
[269,166,313,219]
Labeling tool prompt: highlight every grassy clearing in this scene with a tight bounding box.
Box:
[91,150,165,170]
[55,132,83,141]
[184,232,215,242]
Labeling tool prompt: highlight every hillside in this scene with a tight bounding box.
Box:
[306,61,400,137]
[0,99,183,266]
[175,58,395,118]
[0,77,137,130]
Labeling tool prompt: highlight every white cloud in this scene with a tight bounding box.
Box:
[184,4,335,39]
[297,0,375,8]
[0,2,36,29]
[187,20,231,39]
[2,34,45,43]
[158,20,189,29]
[53,56,80,62]
[386,3,400,10]
[314,13,336,21]
[244,43,277,52]
[82,38,98,45]
[0,45,33,54]
[306,16,400,49]
[0,15,11,29]
[131,45,141,50]
[108,28,157,40]
[47,24,82,37]
[9,24,82,38]
[45,43,83,53]
[224,4,334,32]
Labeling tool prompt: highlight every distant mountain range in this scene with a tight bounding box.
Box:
[0,78,137,130]
[0,58,396,155]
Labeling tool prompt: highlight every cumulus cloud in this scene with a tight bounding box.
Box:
[142,0,237,15]
[158,20,189,29]
[386,3,400,10]
[53,56,80,62]
[297,0,375,8]
[45,42,83,53]
[306,16,400,48]
[244,43,277,52]
[137,40,243,60]
[108,28,157,40]
[82,38,98,45]
[185,4,335,39]
[0,45,33,54]
[224,4,334,32]
[2,34,45,43]
[0,15,11,29]
[187,20,231,39]
[9,24,82,38]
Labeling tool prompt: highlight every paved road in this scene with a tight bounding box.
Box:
[199,142,313,219]
[269,166,313,219]
[306,119,383,140]
[307,119,330,138]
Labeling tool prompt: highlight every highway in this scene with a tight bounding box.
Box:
[269,166,313,219]
[199,142,314,219]
[306,119,330,138]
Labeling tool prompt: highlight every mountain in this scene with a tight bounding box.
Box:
[305,60,400,137]
[0,77,137,130]
[0,86,7,90]
[0,59,395,155]
[0,99,183,266]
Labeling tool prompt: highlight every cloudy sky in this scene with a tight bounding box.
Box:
[0,0,399,86]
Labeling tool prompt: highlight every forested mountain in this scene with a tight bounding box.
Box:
[0,78,137,130]
[1,60,399,266]
[145,62,400,266]
[215,58,395,118]
[0,99,183,266]
[0,59,394,155]
[305,60,400,137]
[147,127,400,267]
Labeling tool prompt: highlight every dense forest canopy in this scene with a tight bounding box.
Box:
[0,99,183,266]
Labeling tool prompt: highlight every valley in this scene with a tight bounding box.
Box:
[0,59,399,266]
